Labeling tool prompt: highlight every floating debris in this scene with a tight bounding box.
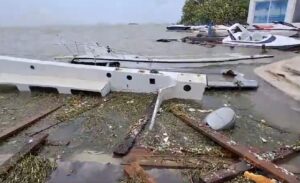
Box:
[244,171,277,183]
[260,137,268,143]
[204,107,236,131]
[156,39,178,43]
[0,155,56,183]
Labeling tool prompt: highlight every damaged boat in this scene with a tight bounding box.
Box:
[55,44,273,70]
[197,22,299,38]
[0,55,207,129]
[248,22,300,37]
[222,23,300,50]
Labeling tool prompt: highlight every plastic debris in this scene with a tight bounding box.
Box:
[188,108,196,112]
[204,107,235,130]
[260,137,268,143]
[244,171,277,183]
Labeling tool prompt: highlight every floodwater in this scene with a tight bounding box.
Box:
[0,24,299,133]
[0,24,300,181]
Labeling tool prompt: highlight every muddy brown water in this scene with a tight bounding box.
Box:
[0,24,300,181]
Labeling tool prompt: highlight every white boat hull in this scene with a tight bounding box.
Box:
[223,35,300,49]
[198,29,299,37]
[0,55,208,129]
[68,55,273,70]
[253,30,299,37]
[223,24,300,49]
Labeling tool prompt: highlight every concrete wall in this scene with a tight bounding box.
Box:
[293,0,300,22]
[285,0,298,22]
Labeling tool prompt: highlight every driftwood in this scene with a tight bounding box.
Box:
[123,155,226,169]
[0,133,48,175]
[0,105,62,141]
[171,108,300,183]
[113,96,157,156]
[202,147,296,183]
[29,121,63,137]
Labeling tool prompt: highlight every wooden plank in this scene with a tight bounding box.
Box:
[113,96,157,156]
[0,133,48,175]
[123,156,215,169]
[203,147,295,183]
[124,162,156,183]
[0,104,62,141]
[171,108,300,183]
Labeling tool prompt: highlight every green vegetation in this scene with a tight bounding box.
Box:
[181,0,250,25]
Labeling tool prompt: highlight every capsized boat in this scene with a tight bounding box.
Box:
[0,55,207,130]
[55,44,273,70]
[222,23,300,49]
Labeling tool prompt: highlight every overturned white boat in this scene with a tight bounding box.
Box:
[56,45,273,70]
[0,55,207,129]
[222,23,300,49]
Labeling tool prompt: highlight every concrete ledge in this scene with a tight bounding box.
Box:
[255,57,300,101]
[0,73,110,96]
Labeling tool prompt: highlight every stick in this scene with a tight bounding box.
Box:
[113,96,157,156]
[202,147,295,183]
[0,133,48,175]
[171,108,300,183]
[123,155,214,169]
[0,105,62,141]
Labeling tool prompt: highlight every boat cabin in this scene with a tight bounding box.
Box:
[247,0,300,25]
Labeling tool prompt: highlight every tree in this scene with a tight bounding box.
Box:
[180,0,250,25]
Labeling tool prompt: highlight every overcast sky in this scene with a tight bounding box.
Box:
[0,0,185,26]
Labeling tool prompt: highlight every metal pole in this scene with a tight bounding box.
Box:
[267,0,273,23]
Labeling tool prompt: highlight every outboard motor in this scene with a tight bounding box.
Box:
[106,46,111,53]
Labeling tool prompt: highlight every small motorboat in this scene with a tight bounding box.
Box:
[166,24,191,31]
[248,22,300,37]
[197,25,230,37]
[222,23,300,50]
[197,22,299,37]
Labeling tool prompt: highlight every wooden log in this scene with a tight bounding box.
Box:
[113,96,157,156]
[0,133,48,175]
[124,162,156,183]
[171,108,300,183]
[0,104,62,141]
[123,155,215,169]
[202,147,296,183]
